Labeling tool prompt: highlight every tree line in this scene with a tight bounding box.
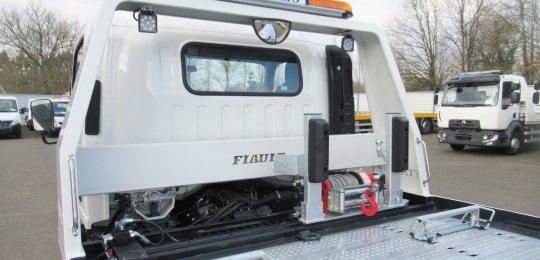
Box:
[0,1,538,94]
[0,2,79,95]
[390,0,540,91]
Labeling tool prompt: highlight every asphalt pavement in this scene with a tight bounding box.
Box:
[0,128,59,259]
[426,133,540,216]
[0,128,539,259]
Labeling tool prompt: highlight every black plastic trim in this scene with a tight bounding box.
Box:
[85,81,101,135]
[392,117,409,172]
[326,45,355,134]
[308,119,329,183]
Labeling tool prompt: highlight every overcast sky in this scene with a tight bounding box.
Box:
[0,0,404,29]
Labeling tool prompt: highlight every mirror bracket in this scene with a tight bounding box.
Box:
[41,131,58,145]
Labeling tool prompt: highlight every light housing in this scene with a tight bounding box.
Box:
[138,7,157,33]
[438,131,447,139]
[341,35,354,52]
[309,0,353,18]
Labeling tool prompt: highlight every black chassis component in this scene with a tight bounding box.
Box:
[75,193,540,260]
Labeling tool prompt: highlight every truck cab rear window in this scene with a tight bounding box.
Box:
[182,43,301,96]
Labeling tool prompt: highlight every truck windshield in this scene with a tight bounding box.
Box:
[0,99,17,112]
[442,82,499,107]
[53,101,68,117]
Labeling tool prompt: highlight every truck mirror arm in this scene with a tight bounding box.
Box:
[40,131,58,145]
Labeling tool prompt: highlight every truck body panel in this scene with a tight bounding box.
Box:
[355,91,438,134]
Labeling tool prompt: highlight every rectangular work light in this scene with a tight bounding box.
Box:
[138,7,157,33]
[341,35,354,52]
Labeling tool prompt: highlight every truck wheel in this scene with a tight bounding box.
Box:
[450,144,465,151]
[15,129,22,139]
[505,131,523,155]
[419,118,433,135]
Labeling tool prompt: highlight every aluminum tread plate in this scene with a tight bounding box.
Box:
[238,217,540,260]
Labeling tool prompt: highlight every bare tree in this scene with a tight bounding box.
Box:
[0,1,79,94]
[476,4,520,73]
[514,0,540,82]
[389,0,447,90]
[445,0,489,72]
[217,60,239,91]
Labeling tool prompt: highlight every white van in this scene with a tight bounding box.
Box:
[0,96,22,138]
[25,98,36,130]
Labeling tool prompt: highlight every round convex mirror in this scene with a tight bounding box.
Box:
[252,19,291,45]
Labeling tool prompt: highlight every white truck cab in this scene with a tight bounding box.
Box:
[0,96,22,139]
[437,71,540,154]
[29,1,540,259]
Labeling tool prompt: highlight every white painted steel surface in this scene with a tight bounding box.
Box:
[355,91,436,115]
[57,0,430,258]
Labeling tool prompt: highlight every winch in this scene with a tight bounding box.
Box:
[323,172,383,216]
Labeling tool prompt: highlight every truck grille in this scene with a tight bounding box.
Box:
[0,120,13,128]
[449,119,480,130]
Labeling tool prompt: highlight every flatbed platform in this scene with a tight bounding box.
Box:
[225,214,540,259]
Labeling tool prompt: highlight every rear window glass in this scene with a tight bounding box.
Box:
[182,43,301,96]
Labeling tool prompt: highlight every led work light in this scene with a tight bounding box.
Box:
[341,35,354,52]
[137,6,157,33]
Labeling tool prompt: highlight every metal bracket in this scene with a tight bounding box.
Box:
[416,138,431,186]
[409,205,496,243]
[300,114,325,224]
[375,139,385,159]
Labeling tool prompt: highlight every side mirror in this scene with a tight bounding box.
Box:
[534,82,540,90]
[533,92,539,104]
[30,99,57,144]
[19,107,27,114]
[433,95,439,105]
[510,92,520,104]
[31,99,54,131]
[434,87,440,94]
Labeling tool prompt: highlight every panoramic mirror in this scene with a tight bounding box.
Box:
[252,19,291,45]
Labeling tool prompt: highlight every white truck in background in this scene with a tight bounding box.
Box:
[436,71,540,154]
[0,96,23,138]
[355,91,437,134]
[28,1,540,259]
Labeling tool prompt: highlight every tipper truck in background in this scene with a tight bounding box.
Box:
[436,71,540,154]
[355,91,438,134]
[28,1,540,259]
